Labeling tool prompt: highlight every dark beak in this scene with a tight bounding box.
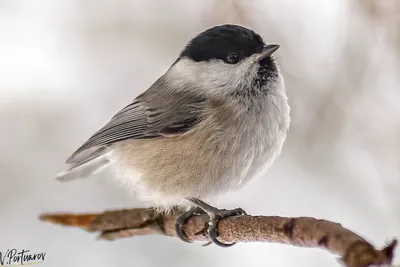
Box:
[258,44,280,61]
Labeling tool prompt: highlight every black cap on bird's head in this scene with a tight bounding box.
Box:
[180,24,279,65]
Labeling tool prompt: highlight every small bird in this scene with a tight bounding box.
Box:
[56,24,290,247]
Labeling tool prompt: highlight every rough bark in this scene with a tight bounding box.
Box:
[40,208,397,267]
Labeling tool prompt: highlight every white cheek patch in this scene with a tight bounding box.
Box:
[167,58,258,96]
[199,58,257,91]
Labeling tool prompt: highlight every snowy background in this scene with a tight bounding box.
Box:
[1,0,400,266]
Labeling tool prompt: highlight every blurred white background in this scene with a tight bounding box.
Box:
[1,0,400,266]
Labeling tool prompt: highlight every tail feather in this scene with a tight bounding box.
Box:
[56,147,111,182]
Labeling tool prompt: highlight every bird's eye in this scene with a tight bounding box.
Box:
[226,53,239,64]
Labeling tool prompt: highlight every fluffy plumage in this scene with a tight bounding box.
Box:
[56,24,290,211]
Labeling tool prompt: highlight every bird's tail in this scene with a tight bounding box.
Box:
[56,147,111,182]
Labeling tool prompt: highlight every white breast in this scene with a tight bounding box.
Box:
[212,89,290,194]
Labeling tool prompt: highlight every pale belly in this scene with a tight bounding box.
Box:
[110,119,287,210]
[110,93,290,210]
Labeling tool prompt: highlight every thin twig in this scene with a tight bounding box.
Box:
[40,208,397,267]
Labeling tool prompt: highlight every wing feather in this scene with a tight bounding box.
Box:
[67,82,206,163]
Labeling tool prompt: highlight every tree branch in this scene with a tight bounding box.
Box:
[39,208,397,267]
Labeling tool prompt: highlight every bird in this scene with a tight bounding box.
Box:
[56,24,290,247]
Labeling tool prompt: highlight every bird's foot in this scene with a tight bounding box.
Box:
[175,206,205,243]
[187,198,247,247]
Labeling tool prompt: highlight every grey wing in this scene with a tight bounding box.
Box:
[66,89,206,164]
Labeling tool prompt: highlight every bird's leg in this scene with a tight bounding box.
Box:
[186,197,247,247]
[175,206,205,243]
